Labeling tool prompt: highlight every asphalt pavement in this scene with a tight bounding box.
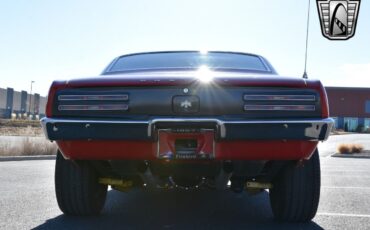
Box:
[1,135,370,229]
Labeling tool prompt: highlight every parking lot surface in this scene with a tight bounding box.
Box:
[0,153,369,230]
[318,133,370,157]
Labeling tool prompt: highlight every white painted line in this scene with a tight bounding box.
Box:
[322,186,370,190]
[322,170,370,173]
[323,176,370,179]
[323,167,370,170]
[322,172,370,174]
[322,175,370,179]
[317,212,370,218]
[0,155,56,162]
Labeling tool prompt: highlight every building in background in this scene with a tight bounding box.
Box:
[0,87,47,119]
[326,87,370,132]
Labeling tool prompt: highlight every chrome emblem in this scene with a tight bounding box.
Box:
[183,88,189,94]
[317,0,361,40]
[180,100,192,109]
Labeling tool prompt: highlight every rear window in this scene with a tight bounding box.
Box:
[107,52,269,73]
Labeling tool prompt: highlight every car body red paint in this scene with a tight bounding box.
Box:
[56,139,318,161]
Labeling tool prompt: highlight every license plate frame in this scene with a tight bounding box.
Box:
[157,128,215,160]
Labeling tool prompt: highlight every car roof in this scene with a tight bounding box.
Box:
[101,50,277,75]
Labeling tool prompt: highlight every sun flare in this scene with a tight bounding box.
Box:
[196,65,213,83]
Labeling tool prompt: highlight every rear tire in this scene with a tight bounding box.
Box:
[55,150,107,216]
[269,149,320,222]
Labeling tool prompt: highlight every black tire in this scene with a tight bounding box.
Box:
[269,149,321,222]
[55,150,107,216]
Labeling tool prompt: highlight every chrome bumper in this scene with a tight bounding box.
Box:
[40,117,334,141]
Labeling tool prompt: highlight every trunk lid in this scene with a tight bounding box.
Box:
[66,70,311,88]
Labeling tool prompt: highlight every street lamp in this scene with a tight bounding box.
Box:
[28,81,35,116]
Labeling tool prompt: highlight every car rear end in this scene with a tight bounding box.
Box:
[42,51,333,222]
[43,77,331,161]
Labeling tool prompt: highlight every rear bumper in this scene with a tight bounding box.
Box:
[41,117,334,141]
[41,117,333,160]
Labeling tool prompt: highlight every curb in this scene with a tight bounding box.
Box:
[331,153,370,159]
[0,155,56,162]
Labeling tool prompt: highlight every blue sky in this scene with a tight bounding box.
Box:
[0,0,369,96]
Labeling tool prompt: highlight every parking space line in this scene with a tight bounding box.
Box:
[321,175,370,179]
[317,212,370,218]
[321,170,370,173]
[322,186,370,190]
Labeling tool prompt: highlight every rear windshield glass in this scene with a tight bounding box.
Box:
[108,52,269,73]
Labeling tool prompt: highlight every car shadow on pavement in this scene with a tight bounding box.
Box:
[33,189,323,230]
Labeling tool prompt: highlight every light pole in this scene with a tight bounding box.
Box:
[28,81,35,116]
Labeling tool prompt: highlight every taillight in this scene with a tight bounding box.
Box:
[58,94,129,101]
[243,90,318,112]
[55,91,130,113]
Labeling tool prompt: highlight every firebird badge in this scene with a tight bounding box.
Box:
[181,100,192,109]
[173,96,199,113]
[317,0,361,40]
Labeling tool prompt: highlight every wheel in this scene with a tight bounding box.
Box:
[269,149,320,222]
[55,150,107,216]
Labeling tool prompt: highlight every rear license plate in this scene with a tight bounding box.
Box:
[157,129,215,160]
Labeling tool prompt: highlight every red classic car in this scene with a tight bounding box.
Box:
[41,51,333,222]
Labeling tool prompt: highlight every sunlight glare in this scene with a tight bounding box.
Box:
[199,49,208,55]
[196,65,213,83]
